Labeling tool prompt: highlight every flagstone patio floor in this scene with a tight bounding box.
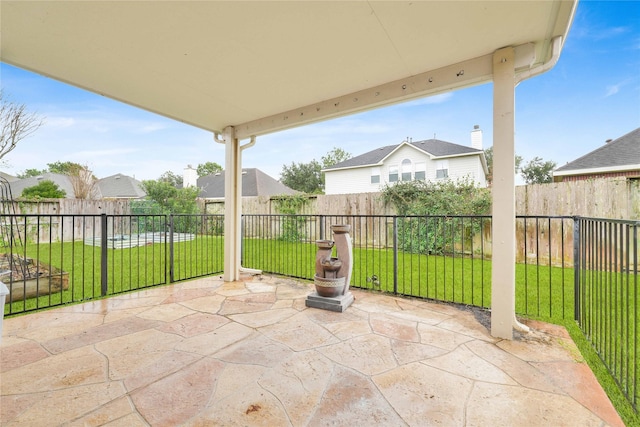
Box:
[1,274,624,426]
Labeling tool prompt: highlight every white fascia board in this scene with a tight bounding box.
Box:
[553,164,640,177]
[380,141,422,163]
[431,152,483,160]
[322,163,381,173]
[235,53,494,140]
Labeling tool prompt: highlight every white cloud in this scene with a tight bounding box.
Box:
[605,84,620,97]
[46,117,76,128]
[605,79,631,97]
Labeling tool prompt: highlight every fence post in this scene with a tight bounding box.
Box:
[393,216,398,294]
[100,213,108,296]
[319,215,325,240]
[169,215,174,283]
[573,216,580,321]
[240,215,244,265]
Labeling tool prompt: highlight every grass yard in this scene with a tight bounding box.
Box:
[242,238,576,322]
[3,236,224,315]
[3,235,637,424]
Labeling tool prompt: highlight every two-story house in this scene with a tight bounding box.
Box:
[323,129,488,195]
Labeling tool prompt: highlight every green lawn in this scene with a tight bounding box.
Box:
[4,236,224,315]
[4,235,637,424]
[242,238,576,322]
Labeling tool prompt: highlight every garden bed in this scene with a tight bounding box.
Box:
[0,253,69,303]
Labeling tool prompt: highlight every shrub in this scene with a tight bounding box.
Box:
[381,178,491,255]
[21,180,66,199]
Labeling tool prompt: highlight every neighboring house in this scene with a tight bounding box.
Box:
[96,173,146,199]
[0,172,18,183]
[323,132,488,195]
[196,168,298,199]
[8,173,74,198]
[5,172,145,200]
[553,127,640,182]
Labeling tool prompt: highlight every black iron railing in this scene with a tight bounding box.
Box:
[241,214,575,320]
[575,217,638,411]
[1,212,636,412]
[1,213,224,315]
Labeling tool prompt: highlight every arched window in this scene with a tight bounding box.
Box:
[401,159,412,181]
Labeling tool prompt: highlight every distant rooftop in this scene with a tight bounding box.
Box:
[197,168,298,198]
[324,139,483,171]
[555,127,640,174]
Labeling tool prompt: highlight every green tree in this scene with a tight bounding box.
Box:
[158,171,182,188]
[17,168,47,178]
[484,146,523,185]
[197,161,222,177]
[320,147,351,168]
[280,147,351,194]
[21,180,66,199]
[520,156,557,184]
[47,161,84,175]
[141,180,199,214]
[280,160,323,194]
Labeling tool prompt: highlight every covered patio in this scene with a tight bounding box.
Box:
[2,0,578,338]
[1,275,623,426]
[3,2,626,425]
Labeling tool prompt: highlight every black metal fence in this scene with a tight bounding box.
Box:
[242,214,575,320]
[1,213,224,315]
[575,217,638,411]
[1,212,637,412]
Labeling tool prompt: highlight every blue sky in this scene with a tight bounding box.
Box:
[1,1,638,183]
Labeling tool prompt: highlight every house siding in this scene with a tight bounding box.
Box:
[554,170,640,182]
[325,144,486,195]
[325,167,375,194]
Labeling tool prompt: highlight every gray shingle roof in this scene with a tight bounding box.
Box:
[324,139,482,170]
[8,173,74,198]
[97,174,146,198]
[197,168,298,198]
[555,127,640,172]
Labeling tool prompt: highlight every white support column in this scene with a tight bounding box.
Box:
[491,47,521,339]
[222,126,242,282]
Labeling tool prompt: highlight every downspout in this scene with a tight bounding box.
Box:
[214,132,262,276]
[516,36,563,84]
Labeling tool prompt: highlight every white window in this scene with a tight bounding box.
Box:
[371,167,380,184]
[436,160,449,179]
[388,165,398,182]
[415,162,426,180]
[401,159,412,181]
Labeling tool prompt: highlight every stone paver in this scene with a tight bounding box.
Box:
[1,275,625,426]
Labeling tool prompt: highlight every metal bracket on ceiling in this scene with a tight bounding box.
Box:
[213,131,225,144]
[213,131,255,150]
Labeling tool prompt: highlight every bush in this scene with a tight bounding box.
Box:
[382,178,491,255]
[21,180,66,199]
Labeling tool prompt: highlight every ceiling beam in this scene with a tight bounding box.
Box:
[234,53,495,140]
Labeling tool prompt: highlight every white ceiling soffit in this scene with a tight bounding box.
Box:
[1,1,576,139]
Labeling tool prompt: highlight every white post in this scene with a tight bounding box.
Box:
[491,46,523,339]
[223,126,242,282]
